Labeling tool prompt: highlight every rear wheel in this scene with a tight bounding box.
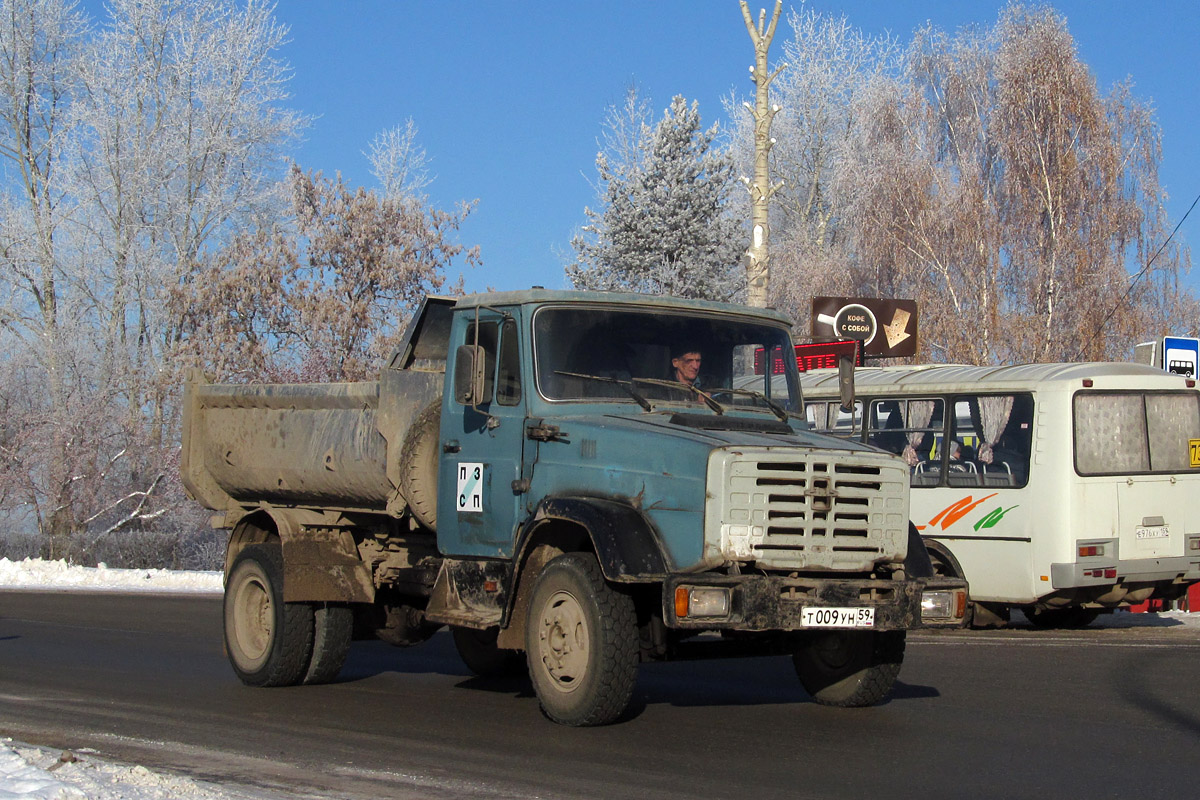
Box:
[304,604,353,684]
[224,544,314,687]
[525,553,638,726]
[793,630,905,707]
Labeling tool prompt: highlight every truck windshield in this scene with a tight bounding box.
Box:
[533,306,801,413]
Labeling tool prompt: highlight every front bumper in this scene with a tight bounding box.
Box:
[663,573,968,631]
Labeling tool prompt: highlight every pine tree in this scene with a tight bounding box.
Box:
[568,95,744,300]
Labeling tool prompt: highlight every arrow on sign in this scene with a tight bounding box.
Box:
[882,308,911,349]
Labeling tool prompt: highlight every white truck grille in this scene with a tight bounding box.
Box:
[707,448,910,572]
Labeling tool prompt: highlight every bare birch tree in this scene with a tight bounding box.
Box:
[0,0,303,561]
[0,0,87,555]
[173,165,477,384]
[759,3,1192,363]
[367,118,433,201]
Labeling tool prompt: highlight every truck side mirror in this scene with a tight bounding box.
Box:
[838,355,855,413]
[454,345,488,405]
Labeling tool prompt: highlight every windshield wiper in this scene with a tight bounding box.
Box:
[630,377,726,415]
[554,371,652,411]
[705,387,791,423]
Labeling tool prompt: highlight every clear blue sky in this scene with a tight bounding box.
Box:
[275,2,1199,296]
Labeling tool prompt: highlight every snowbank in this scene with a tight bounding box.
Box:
[0,558,222,594]
[0,740,291,800]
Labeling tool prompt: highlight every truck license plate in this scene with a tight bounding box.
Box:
[1135,524,1169,540]
[801,607,875,628]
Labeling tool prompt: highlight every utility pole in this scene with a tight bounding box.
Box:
[739,0,785,308]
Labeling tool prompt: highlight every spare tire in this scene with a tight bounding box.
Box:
[400,400,441,530]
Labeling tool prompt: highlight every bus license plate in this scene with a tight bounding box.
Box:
[801,607,875,628]
[1135,524,1169,540]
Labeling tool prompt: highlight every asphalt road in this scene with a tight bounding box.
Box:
[2,590,1198,799]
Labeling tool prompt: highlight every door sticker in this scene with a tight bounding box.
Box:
[457,462,484,512]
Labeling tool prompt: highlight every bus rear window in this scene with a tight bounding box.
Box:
[1074,391,1200,475]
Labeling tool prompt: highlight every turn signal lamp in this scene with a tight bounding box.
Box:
[675,586,731,618]
[1078,544,1105,558]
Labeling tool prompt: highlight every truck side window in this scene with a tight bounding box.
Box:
[496,319,522,406]
[464,321,498,404]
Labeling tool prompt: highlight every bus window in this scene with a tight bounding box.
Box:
[805,401,825,430]
[949,394,1033,488]
[807,399,862,437]
[1075,391,1200,475]
[866,398,944,485]
[867,400,908,456]
[830,400,862,436]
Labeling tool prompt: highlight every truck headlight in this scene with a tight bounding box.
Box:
[674,586,731,619]
[921,589,966,620]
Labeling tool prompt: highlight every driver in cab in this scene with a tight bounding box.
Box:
[671,349,702,388]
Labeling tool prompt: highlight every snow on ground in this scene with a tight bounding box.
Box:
[1,557,1196,797]
[1,560,293,799]
[0,557,222,594]
[0,739,305,800]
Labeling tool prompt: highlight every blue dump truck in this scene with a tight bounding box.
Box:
[181,290,966,726]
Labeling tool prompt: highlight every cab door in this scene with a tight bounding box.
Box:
[437,311,529,558]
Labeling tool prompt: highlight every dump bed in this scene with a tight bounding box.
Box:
[181,370,441,513]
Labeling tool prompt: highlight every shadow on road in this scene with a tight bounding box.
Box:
[331,635,940,719]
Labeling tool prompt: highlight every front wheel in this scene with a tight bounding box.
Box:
[224,543,314,687]
[525,554,638,726]
[793,630,905,707]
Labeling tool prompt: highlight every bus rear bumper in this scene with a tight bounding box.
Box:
[1051,554,1200,589]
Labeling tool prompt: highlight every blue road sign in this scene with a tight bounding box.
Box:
[1162,336,1200,378]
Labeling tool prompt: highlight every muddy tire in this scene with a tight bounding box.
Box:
[793,630,905,707]
[401,401,441,530]
[452,626,524,678]
[525,553,638,726]
[224,544,314,687]
[303,604,353,685]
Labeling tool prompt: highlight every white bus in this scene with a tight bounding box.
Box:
[798,362,1200,627]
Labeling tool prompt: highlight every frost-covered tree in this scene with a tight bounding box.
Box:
[0,0,89,556]
[748,3,1192,364]
[726,5,898,320]
[0,0,303,561]
[367,118,432,201]
[568,93,744,300]
[172,164,477,384]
